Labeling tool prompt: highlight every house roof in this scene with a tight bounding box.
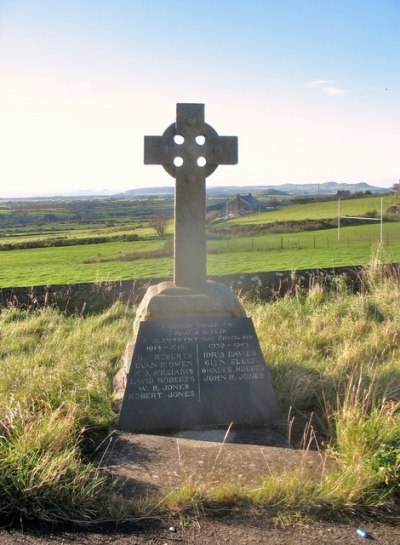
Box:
[238,194,266,207]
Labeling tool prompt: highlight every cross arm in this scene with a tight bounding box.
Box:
[204,135,238,165]
[144,135,175,165]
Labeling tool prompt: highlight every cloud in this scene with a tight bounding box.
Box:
[305,80,346,96]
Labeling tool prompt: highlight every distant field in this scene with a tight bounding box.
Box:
[0,194,398,287]
[0,197,174,241]
[0,217,173,242]
[225,194,394,226]
[0,225,156,245]
[1,222,398,287]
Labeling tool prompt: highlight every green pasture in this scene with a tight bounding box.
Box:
[208,221,399,253]
[207,222,399,275]
[0,238,169,286]
[1,222,398,287]
[226,194,394,226]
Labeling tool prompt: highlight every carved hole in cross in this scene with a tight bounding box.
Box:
[174,157,184,167]
[195,135,205,145]
[197,157,207,167]
[174,135,184,145]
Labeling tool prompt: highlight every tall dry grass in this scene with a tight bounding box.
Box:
[0,303,135,523]
[160,258,400,518]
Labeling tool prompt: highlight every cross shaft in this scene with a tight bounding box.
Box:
[144,104,238,289]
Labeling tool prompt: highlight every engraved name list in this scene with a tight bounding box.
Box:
[118,316,279,432]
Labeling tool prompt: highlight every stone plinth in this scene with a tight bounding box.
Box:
[136,281,245,319]
[118,314,281,433]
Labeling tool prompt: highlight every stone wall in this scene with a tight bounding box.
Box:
[0,263,398,314]
[0,279,155,315]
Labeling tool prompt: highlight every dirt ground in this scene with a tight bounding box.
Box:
[2,517,400,545]
[103,425,326,496]
[2,427,399,544]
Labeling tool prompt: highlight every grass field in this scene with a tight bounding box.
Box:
[207,222,400,274]
[1,263,399,523]
[0,238,170,286]
[226,194,395,226]
[0,222,398,287]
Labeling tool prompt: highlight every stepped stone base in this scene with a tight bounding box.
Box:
[135,280,245,320]
[131,281,246,356]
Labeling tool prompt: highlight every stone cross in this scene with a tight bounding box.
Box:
[144,103,238,289]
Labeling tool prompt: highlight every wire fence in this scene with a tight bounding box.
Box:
[207,231,398,254]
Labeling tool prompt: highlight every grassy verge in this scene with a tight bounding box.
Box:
[0,260,399,524]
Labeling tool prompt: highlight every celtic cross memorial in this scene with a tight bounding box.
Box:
[117,103,280,433]
[144,103,237,288]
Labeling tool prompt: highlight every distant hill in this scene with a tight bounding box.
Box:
[206,186,290,197]
[269,181,387,195]
[119,187,174,196]
[118,185,291,197]
[118,182,388,198]
[256,188,289,197]
[10,181,389,201]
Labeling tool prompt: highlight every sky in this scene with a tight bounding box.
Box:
[0,0,399,197]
